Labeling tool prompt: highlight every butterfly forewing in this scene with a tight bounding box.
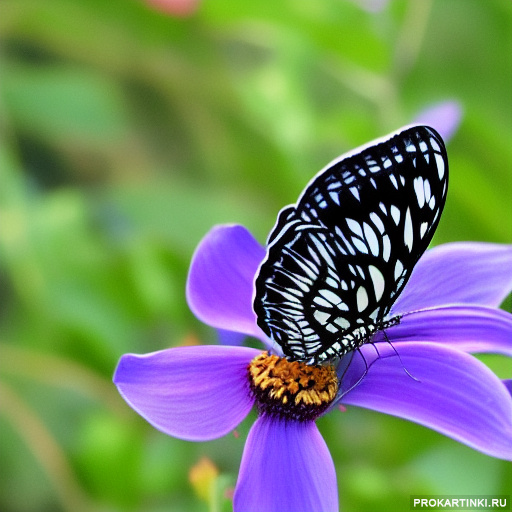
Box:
[254,125,448,363]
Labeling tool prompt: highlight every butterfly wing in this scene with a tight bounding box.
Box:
[254,125,448,363]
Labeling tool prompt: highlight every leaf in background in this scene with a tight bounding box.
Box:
[2,63,129,147]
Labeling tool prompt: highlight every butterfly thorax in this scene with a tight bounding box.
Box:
[289,315,401,364]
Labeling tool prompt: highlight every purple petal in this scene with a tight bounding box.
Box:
[504,381,512,397]
[234,417,338,512]
[342,342,512,460]
[114,345,260,441]
[186,224,268,342]
[376,305,512,357]
[217,328,246,346]
[413,100,463,142]
[392,242,512,314]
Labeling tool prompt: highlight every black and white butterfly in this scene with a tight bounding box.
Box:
[253,125,448,364]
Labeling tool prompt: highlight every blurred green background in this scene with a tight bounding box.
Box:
[1,0,511,511]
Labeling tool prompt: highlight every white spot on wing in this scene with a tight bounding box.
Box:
[356,286,369,312]
[350,187,360,201]
[352,237,369,254]
[382,235,391,262]
[424,179,431,201]
[435,153,445,179]
[368,265,385,302]
[370,212,385,234]
[311,236,335,268]
[326,277,338,288]
[334,317,350,330]
[363,222,379,256]
[314,296,332,308]
[414,177,425,208]
[320,288,340,305]
[430,136,440,152]
[346,218,364,238]
[404,207,413,251]
[277,289,302,304]
[394,260,404,280]
[391,205,400,225]
[335,226,356,256]
[314,310,330,324]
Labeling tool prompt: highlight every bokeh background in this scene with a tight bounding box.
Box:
[1,0,511,511]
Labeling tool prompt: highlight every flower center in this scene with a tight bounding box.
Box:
[248,352,339,421]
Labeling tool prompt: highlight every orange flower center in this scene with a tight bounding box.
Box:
[248,352,338,421]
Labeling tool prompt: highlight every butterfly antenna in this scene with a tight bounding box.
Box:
[337,350,355,380]
[338,348,372,399]
[381,329,420,382]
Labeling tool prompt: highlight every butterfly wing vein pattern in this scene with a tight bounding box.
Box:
[254,125,448,363]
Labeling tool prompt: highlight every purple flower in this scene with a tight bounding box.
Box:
[413,101,463,143]
[114,224,512,512]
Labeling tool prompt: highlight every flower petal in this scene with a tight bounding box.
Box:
[114,345,260,441]
[216,328,246,346]
[234,416,338,512]
[413,100,463,142]
[392,242,512,314]
[342,342,512,460]
[376,305,512,357]
[186,225,268,342]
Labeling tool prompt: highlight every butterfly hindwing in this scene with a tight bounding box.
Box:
[254,125,448,363]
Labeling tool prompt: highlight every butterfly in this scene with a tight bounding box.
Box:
[253,125,448,364]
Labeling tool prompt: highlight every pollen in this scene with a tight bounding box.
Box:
[248,352,339,421]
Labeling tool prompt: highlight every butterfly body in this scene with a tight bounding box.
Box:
[254,125,448,364]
